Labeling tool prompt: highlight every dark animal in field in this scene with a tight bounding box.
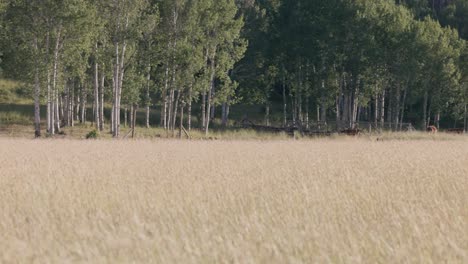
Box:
[427,126,438,133]
[446,128,464,134]
[340,129,360,136]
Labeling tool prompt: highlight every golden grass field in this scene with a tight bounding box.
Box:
[0,138,467,263]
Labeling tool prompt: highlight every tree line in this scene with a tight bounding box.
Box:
[0,0,467,137]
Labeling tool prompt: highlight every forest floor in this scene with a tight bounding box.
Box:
[0,139,466,263]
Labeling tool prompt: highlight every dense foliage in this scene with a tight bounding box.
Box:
[0,0,467,136]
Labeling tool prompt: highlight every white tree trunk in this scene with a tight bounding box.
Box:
[112,42,119,135]
[188,82,192,131]
[201,91,206,130]
[265,103,270,126]
[99,66,105,131]
[81,84,87,124]
[205,47,217,136]
[94,54,100,131]
[423,90,428,129]
[380,89,386,129]
[70,81,75,127]
[52,27,61,134]
[55,90,60,133]
[47,70,52,134]
[179,104,184,139]
[282,74,287,127]
[146,65,151,128]
[172,90,180,134]
[222,102,228,127]
[463,103,467,133]
[162,62,169,129]
[399,85,408,131]
[34,63,41,137]
[113,42,120,137]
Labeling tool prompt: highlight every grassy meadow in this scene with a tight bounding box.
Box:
[0,139,467,263]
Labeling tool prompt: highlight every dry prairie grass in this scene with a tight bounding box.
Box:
[0,139,467,263]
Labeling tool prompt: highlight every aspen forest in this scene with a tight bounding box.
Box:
[0,1,467,263]
[0,0,467,136]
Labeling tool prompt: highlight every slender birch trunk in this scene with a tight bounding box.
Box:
[379,89,386,129]
[394,84,401,130]
[304,63,310,129]
[60,92,64,125]
[290,90,296,123]
[463,103,467,133]
[201,49,209,130]
[374,95,378,128]
[51,27,61,134]
[130,105,134,128]
[305,96,310,130]
[298,70,304,125]
[316,105,320,130]
[352,79,360,129]
[168,72,175,130]
[282,74,287,127]
[336,74,343,131]
[188,82,192,131]
[167,43,177,130]
[342,93,349,127]
[124,106,128,128]
[222,102,228,127]
[81,83,87,124]
[64,84,69,127]
[75,85,80,122]
[146,65,151,128]
[47,70,52,133]
[399,86,407,130]
[112,42,119,135]
[172,90,180,134]
[71,81,75,127]
[132,105,137,138]
[336,95,341,131]
[320,102,327,125]
[166,9,178,131]
[110,101,115,133]
[201,91,206,129]
[55,90,60,133]
[161,57,170,129]
[34,60,41,137]
[68,81,73,127]
[45,24,62,134]
[225,104,230,127]
[94,51,100,132]
[386,89,392,124]
[205,47,217,136]
[45,29,52,134]
[99,66,105,131]
[179,104,184,139]
[423,89,428,129]
[116,40,127,136]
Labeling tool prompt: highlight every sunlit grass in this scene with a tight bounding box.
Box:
[0,139,466,262]
[0,79,31,104]
[0,111,32,125]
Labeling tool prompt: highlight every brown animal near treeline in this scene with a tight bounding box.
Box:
[341,129,360,136]
[427,126,438,133]
[446,128,464,134]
